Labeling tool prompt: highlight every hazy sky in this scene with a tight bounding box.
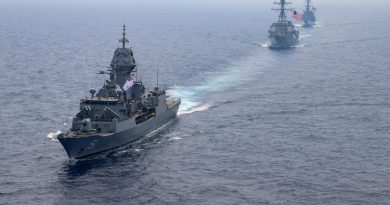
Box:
[1,0,388,18]
[2,0,389,8]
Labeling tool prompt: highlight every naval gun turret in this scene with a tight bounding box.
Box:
[57,25,181,159]
[302,0,316,27]
[268,0,300,49]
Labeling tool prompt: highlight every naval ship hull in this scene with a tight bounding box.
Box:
[269,36,299,49]
[302,18,315,27]
[58,103,180,159]
[303,22,315,27]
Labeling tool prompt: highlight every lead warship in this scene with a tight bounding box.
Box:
[268,0,300,49]
[302,0,316,27]
[57,26,181,159]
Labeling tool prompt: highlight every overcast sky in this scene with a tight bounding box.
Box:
[2,0,389,8]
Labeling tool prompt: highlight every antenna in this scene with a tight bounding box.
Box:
[272,0,293,22]
[135,67,138,81]
[157,65,159,89]
[138,69,142,84]
[133,51,139,82]
[156,56,161,89]
[119,25,129,49]
[305,0,312,12]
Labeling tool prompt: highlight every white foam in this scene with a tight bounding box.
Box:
[167,50,269,116]
[259,40,270,48]
[178,103,212,115]
[293,44,305,48]
[300,34,312,39]
[47,130,61,141]
[168,136,183,141]
[141,119,175,140]
[167,85,203,115]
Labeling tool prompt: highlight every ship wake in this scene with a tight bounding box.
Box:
[168,50,269,115]
[47,130,61,141]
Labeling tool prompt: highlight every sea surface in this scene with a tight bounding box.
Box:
[1,1,390,204]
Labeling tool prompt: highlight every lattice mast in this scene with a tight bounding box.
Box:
[272,0,293,22]
[119,25,129,49]
[305,0,312,13]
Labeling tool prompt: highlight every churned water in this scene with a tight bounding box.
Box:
[1,1,390,204]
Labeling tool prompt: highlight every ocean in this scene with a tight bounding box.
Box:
[1,1,390,204]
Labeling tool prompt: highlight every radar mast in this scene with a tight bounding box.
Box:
[305,0,312,13]
[119,25,129,49]
[272,0,293,22]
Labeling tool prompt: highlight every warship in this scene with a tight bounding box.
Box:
[268,0,300,49]
[57,25,181,159]
[302,0,316,27]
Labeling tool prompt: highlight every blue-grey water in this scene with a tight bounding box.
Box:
[1,1,390,204]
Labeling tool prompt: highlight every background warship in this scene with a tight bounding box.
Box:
[302,0,316,27]
[268,0,300,49]
[57,25,181,159]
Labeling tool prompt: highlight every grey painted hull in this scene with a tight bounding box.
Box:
[303,17,316,27]
[58,103,179,159]
[269,36,299,49]
[303,20,315,27]
[302,9,316,28]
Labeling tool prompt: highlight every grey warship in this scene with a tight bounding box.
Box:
[268,0,300,49]
[57,25,181,159]
[302,0,316,27]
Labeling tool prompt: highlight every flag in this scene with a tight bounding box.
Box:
[292,11,303,21]
[123,79,134,91]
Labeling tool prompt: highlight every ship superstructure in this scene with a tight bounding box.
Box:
[302,0,316,27]
[268,0,300,49]
[57,26,181,159]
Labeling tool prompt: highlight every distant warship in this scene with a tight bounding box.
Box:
[268,0,299,49]
[302,0,316,27]
[57,25,181,159]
